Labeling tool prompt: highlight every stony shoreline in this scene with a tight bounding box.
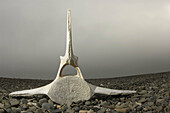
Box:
[0,72,169,113]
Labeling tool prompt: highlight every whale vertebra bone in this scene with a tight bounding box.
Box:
[10,10,136,105]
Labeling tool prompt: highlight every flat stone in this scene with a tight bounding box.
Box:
[21,111,28,113]
[138,98,147,103]
[85,101,91,106]
[10,99,20,106]
[115,108,130,113]
[42,103,54,110]
[156,99,164,103]
[139,90,147,95]
[79,110,88,113]
[147,102,154,106]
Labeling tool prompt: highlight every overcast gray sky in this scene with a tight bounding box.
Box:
[0,0,170,79]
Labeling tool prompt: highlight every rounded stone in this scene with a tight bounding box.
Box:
[48,76,93,105]
[42,103,54,110]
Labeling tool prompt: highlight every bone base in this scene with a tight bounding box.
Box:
[48,76,93,105]
[10,76,136,105]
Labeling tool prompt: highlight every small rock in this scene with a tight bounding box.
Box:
[42,103,54,110]
[27,106,37,112]
[0,103,4,108]
[21,99,28,104]
[147,102,154,106]
[10,99,20,106]
[115,108,130,113]
[92,107,100,112]
[35,109,43,113]
[85,101,91,106]
[101,101,109,107]
[48,99,54,104]
[97,109,105,113]
[156,99,164,103]
[56,105,61,109]
[11,107,21,113]
[21,111,27,113]
[39,98,48,106]
[139,90,147,95]
[27,102,37,106]
[73,106,80,112]
[87,109,94,113]
[79,110,88,113]
[138,98,147,103]
[150,96,156,102]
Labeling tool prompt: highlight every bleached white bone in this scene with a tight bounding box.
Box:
[10,10,136,105]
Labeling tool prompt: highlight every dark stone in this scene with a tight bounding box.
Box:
[21,99,28,104]
[51,109,62,113]
[92,107,100,112]
[150,96,156,102]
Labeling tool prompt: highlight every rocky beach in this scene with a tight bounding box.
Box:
[0,72,169,113]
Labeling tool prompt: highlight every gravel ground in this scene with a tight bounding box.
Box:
[0,72,169,113]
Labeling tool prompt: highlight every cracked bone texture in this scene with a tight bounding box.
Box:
[48,76,93,105]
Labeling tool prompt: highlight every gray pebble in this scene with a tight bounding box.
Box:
[42,103,54,110]
[21,99,28,104]
[39,98,48,106]
[10,99,20,106]
[85,101,91,106]
[73,106,80,112]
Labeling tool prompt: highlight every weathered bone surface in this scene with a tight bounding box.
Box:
[9,9,136,105]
